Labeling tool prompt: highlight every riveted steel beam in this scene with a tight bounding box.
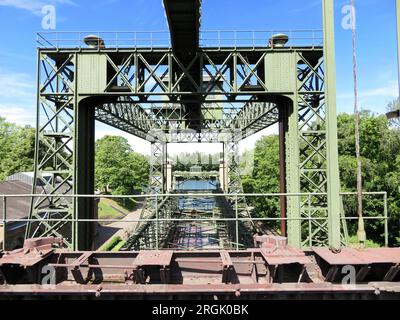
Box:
[323,0,341,250]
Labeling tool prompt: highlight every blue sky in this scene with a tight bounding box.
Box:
[0,0,398,155]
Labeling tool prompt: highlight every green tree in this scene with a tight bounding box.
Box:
[337,112,400,245]
[242,135,280,230]
[0,117,36,180]
[241,112,400,246]
[95,135,149,195]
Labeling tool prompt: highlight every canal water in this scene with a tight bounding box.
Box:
[175,179,218,191]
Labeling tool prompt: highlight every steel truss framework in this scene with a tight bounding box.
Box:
[26,47,342,250]
[26,0,342,251]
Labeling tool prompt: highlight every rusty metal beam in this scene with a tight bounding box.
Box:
[1,237,400,299]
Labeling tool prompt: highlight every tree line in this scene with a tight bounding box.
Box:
[172,152,220,172]
[241,109,400,246]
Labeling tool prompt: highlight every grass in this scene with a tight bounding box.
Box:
[115,197,137,211]
[111,240,126,252]
[98,235,123,251]
[97,198,137,221]
[96,196,139,251]
[348,235,381,248]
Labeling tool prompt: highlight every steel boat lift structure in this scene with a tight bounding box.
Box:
[1,0,400,299]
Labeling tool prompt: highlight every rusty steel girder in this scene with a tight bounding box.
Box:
[0,237,400,299]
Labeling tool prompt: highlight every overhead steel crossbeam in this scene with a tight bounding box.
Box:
[232,102,280,138]
[37,49,316,135]
[34,47,308,143]
[163,0,201,52]
[95,101,154,140]
[163,0,202,130]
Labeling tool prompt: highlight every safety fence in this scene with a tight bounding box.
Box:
[36,30,323,49]
[0,192,389,251]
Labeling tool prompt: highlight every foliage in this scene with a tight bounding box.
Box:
[95,135,149,195]
[241,135,281,230]
[98,198,129,221]
[241,111,400,246]
[348,236,380,249]
[337,111,400,245]
[0,117,35,181]
[172,152,220,171]
[98,235,123,251]
[111,239,127,251]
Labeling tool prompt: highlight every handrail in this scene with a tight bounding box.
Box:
[0,191,388,198]
[36,29,323,49]
[0,191,389,250]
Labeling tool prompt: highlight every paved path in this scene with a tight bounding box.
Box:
[94,201,144,250]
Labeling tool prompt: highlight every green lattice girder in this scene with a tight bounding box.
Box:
[28,22,343,249]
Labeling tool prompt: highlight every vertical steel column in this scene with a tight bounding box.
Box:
[222,143,228,193]
[75,98,95,251]
[225,139,242,195]
[163,143,168,193]
[323,0,342,250]
[27,51,76,249]
[285,98,301,247]
[26,50,42,241]
[279,106,287,237]
[150,140,167,194]
[2,196,6,251]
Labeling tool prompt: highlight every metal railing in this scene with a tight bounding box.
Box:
[200,30,323,49]
[36,29,323,49]
[36,31,171,49]
[0,192,389,251]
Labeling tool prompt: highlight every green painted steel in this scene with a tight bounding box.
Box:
[26,1,348,250]
[26,51,76,249]
[286,94,301,247]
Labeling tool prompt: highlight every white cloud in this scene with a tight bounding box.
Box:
[0,70,36,125]
[0,104,35,125]
[0,0,77,15]
[337,81,399,114]
[0,71,35,102]
[337,82,398,100]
